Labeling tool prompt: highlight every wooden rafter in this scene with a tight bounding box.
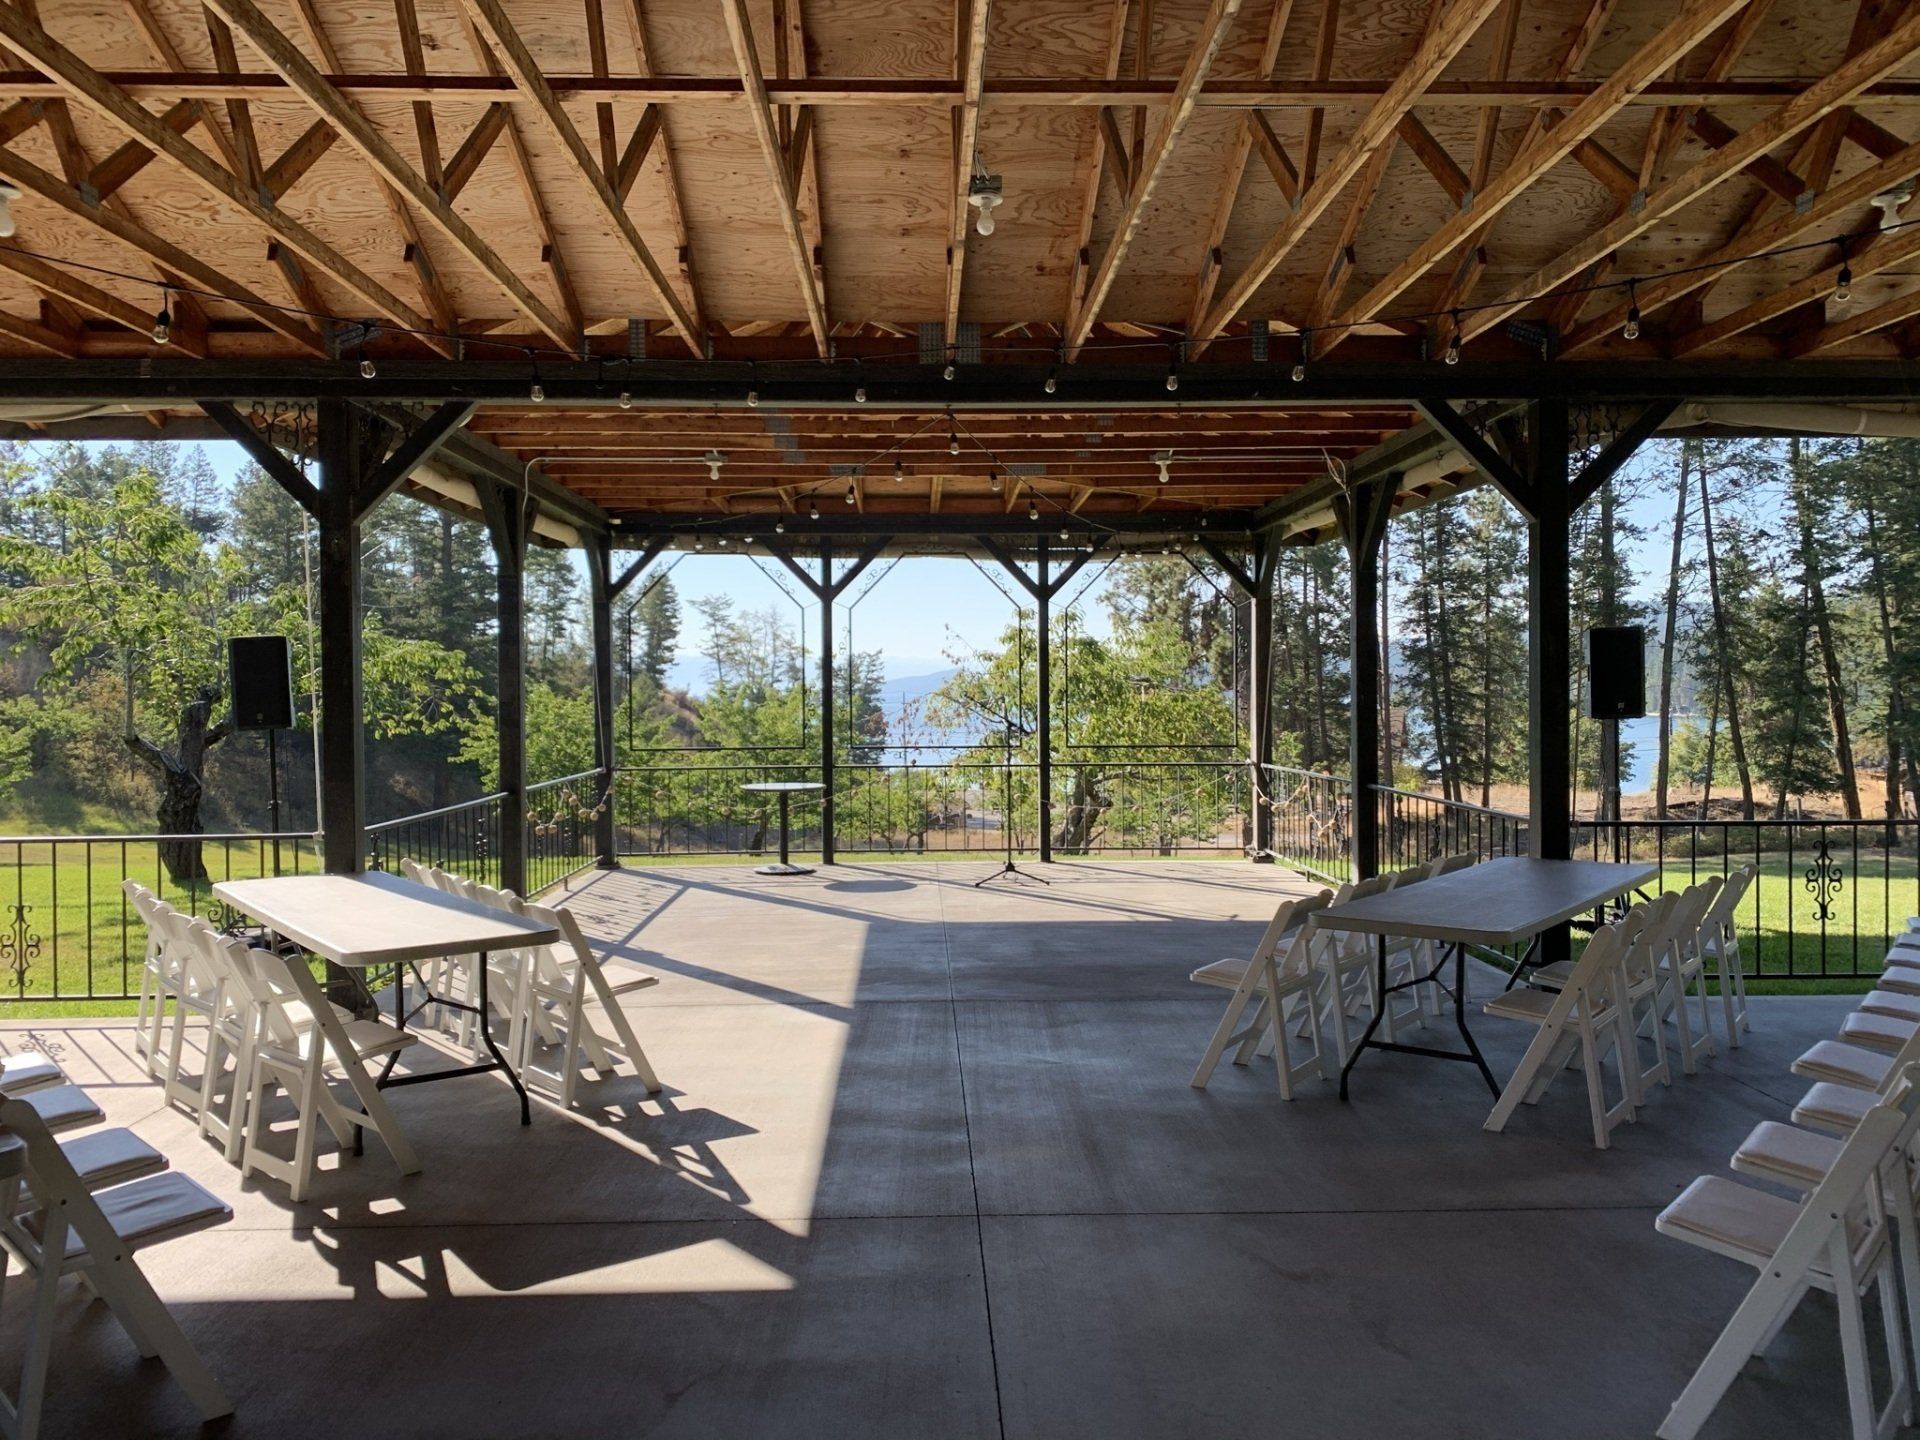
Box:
[1066,0,1132,328]
[0,1,446,349]
[721,0,828,354]
[458,0,701,347]
[614,0,705,329]
[440,103,509,201]
[1301,0,1341,186]
[776,0,829,345]
[1323,0,1750,351]
[943,0,992,349]
[1461,6,1920,344]
[1067,0,1247,352]
[204,0,577,350]
[1185,0,1295,336]
[1194,0,1505,347]
[0,244,170,341]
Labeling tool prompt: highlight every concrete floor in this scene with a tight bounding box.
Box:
[0,860,1898,1439]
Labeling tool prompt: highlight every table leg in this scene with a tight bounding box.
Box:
[1451,942,1499,1097]
[779,792,791,866]
[1337,935,1392,1102]
[283,957,421,1176]
[476,953,532,1127]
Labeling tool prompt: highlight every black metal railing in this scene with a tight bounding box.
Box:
[1261,765,1353,883]
[613,744,1251,858]
[0,831,322,1002]
[367,792,505,890]
[526,769,607,894]
[1375,787,1529,871]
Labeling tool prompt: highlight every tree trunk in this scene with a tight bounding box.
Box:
[1697,455,1756,819]
[1789,436,1861,817]
[1379,528,1393,787]
[1655,441,1690,819]
[126,684,230,886]
[1480,521,1495,809]
[1863,492,1912,839]
[1701,677,1720,817]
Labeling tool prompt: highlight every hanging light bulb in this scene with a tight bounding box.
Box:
[1059,525,1070,541]
[151,293,171,346]
[0,182,21,239]
[1043,369,1057,395]
[808,501,820,520]
[854,384,867,403]
[1622,283,1641,342]
[705,450,725,482]
[619,389,632,409]
[775,519,786,534]
[1165,357,1180,392]
[1027,499,1039,521]
[949,431,960,456]
[893,458,904,483]
[1444,312,1462,366]
[989,472,1002,493]
[943,355,956,381]
[694,535,705,550]
[360,357,377,380]
[1291,329,1308,383]
[747,388,759,408]
[1835,262,1854,303]
[844,480,857,505]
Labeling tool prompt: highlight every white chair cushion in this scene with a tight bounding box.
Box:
[1190,957,1255,991]
[20,1084,104,1133]
[62,1172,231,1259]
[1791,1040,1893,1091]
[0,1053,64,1095]
[1484,988,1557,1023]
[1840,1011,1917,1054]
[55,1128,167,1190]
[1876,968,1920,997]
[1656,1175,1825,1277]
[1858,990,1920,1024]
[1794,1082,1878,1135]
[1731,1120,1843,1190]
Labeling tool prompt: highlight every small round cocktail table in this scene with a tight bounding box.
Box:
[742,781,825,875]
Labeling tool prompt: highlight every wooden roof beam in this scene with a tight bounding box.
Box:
[1464,7,1920,345]
[614,0,703,334]
[1067,0,1247,353]
[1321,0,1751,353]
[0,2,444,351]
[1194,0,1505,349]
[205,0,576,351]
[942,0,993,349]
[721,0,829,354]
[458,0,700,348]
[1677,221,1920,355]
[1065,0,1131,330]
[0,244,175,342]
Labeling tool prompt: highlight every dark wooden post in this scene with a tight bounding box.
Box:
[1335,478,1395,880]
[587,534,618,869]
[314,399,368,877]
[476,478,530,896]
[1526,398,1573,867]
[1035,538,1053,862]
[1247,533,1281,860]
[817,540,836,864]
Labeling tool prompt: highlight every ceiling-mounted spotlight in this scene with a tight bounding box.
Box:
[1155,452,1172,485]
[967,173,1003,236]
[704,449,725,482]
[0,181,21,239]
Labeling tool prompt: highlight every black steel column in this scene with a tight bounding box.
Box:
[1337,477,1395,881]
[1526,398,1573,864]
[1036,538,1052,863]
[478,480,529,896]
[818,540,835,865]
[1248,533,1280,861]
[315,399,366,876]
[587,534,617,869]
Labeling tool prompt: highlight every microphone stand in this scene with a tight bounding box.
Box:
[947,689,1048,889]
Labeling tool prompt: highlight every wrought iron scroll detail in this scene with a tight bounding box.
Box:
[244,401,319,464]
[1,902,41,991]
[1805,838,1843,923]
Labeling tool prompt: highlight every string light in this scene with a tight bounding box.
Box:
[844,480,857,505]
[747,387,759,408]
[775,519,786,533]
[808,501,820,520]
[1027,498,1039,521]
[893,458,904,482]
[854,384,867,403]
[1836,262,1854,303]
[990,472,1002,493]
[360,356,377,380]
[1443,313,1461,366]
[1291,329,1308,383]
[949,430,960,456]
[1044,368,1057,395]
[151,291,170,346]
[943,351,956,381]
[528,353,545,402]
[1165,348,1180,392]
[1622,282,1641,342]
[1059,525,1070,540]
[618,389,632,409]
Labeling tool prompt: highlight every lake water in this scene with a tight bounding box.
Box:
[1615,714,1685,795]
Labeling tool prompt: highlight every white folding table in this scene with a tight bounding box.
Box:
[1316,857,1657,1100]
[212,873,561,1174]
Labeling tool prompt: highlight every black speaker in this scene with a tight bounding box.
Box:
[228,635,294,731]
[1585,625,1646,720]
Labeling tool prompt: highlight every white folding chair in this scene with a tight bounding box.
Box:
[506,901,662,1108]
[1655,879,1722,1075]
[150,912,229,1120]
[0,1098,232,1440]
[1655,1069,1920,1440]
[1697,864,1756,1045]
[1190,890,1333,1097]
[123,880,171,1071]
[1483,920,1637,1149]
[237,946,418,1201]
